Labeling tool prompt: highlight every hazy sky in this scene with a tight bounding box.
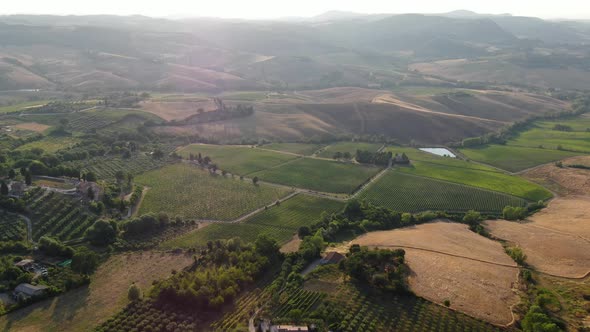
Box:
[2,0,589,20]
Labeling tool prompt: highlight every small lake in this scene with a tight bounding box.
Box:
[419,148,457,158]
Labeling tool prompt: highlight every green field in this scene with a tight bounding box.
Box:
[262,143,323,155]
[160,194,344,248]
[507,119,590,153]
[317,141,383,158]
[0,100,51,114]
[252,157,382,194]
[16,136,81,153]
[460,145,580,173]
[177,144,297,175]
[387,147,551,201]
[136,163,291,221]
[358,170,527,213]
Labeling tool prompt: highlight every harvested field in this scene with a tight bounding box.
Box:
[405,249,518,325]
[139,99,216,121]
[486,197,590,278]
[351,222,519,325]
[352,222,516,266]
[12,122,51,133]
[522,156,590,196]
[0,251,193,332]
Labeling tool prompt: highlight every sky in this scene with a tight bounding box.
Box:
[2,0,590,20]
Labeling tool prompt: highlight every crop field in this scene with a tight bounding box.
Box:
[160,194,344,248]
[252,157,382,194]
[358,171,527,213]
[261,142,323,155]
[352,222,518,325]
[28,191,97,241]
[302,266,503,332]
[67,154,169,180]
[136,163,291,220]
[522,156,590,196]
[12,122,51,133]
[33,178,75,190]
[317,141,383,158]
[459,144,580,173]
[177,144,297,175]
[390,147,552,201]
[16,136,81,153]
[139,99,216,121]
[0,212,27,241]
[67,109,162,133]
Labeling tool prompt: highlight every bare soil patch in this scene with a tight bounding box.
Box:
[405,249,519,325]
[140,99,216,121]
[12,122,50,133]
[280,235,301,253]
[523,156,590,196]
[0,251,193,332]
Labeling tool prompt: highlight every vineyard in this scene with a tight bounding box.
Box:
[136,163,291,221]
[314,281,503,332]
[67,109,160,133]
[273,288,326,318]
[28,191,97,241]
[95,300,199,332]
[211,288,268,331]
[460,144,580,172]
[358,170,527,213]
[262,143,323,155]
[317,141,383,158]
[0,212,27,241]
[160,194,344,249]
[252,157,382,194]
[177,144,297,175]
[66,154,169,180]
[393,150,552,201]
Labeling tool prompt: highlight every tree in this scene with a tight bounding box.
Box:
[71,248,99,274]
[298,226,311,239]
[8,169,15,179]
[85,171,97,182]
[521,305,561,332]
[87,187,95,200]
[463,210,481,224]
[0,181,8,196]
[85,220,118,246]
[128,283,142,302]
[115,170,126,184]
[24,172,32,185]
[288,309,303,324]
[252,176,259,185]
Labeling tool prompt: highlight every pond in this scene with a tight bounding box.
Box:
[419,148,457,158]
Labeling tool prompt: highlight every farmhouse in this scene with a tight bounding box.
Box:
[9,181,25,197]
[13,283,48,299]
[320,252,345,265]
[14,259,34,270]
[393,153,410,165]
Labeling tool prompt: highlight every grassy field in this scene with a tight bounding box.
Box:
[16,136,81,153]
[507,118,590,153]
[0,100,51,114]
[460,145,580,173]
[177,144,297,175]
[160,194,344,248]
[317,141,383,158]
[387,147,552,201]
[358,170,527,213]
[252,157,382,194]
[136,163,291,221]
[262,142,323,155]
